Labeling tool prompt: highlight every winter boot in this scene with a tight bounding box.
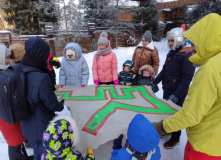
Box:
[164,139,180,149]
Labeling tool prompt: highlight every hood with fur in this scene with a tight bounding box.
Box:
[138,64,155,77]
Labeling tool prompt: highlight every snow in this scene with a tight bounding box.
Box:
[0,40,188,159]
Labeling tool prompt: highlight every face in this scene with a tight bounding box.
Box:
[142,40,150,46]
[5,56,11,66]
[143,71,151,77]
[99,44,107,50]
[67,54,73,59]
[189,44,196,53]
[168,39,174,49]
[124,66,130,72]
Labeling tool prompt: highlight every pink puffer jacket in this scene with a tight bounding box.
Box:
[92,51,118,83]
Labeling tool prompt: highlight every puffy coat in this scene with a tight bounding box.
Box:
[111,114,161,160]
[137,64,155,86]
[92,51,118,83]
[59,43,89,86]
[0,45,26,146]
[41,115,95,160]
[163,13,221,156]
[132,41,159,75]
[154,47,195,102]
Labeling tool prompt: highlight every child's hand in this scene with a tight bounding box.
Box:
[114,80,119,85]
[87,146,94,155]
[94,80,100,86]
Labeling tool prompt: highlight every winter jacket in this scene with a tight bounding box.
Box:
[118,71,137,86]
[163,13,221,156]
[132,41,159,75]
[59,43,89,86]
[41,116,95,160]
[153,47,195,101]
[20,37,64,143]
[111,114,161,160]
[92,51,118,83]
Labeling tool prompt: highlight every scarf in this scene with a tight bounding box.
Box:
[96,46,112,61]
[21,54,56,91]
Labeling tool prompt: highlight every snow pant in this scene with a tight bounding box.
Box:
[8,143,29,160]
[29,140,45,160]
[184,141,221,160]
[163,90,186,141]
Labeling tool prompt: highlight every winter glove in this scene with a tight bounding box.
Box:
[114,80,119,85]
[49,57,61,69]
[87,146,94,155]
[113,134,123,150]
[94,80,100,86]
[169,94,178,104]
[152,120,167,137]
[81,85,85,87]
[147,81,159,93]
[59,99,65,106]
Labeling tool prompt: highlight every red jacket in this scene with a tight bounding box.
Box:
[0,118,26,146]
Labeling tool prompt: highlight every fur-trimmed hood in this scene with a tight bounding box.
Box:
[138,64,155,77]
[42,115,79,158]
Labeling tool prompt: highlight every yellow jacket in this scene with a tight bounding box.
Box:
[163,13,221,156]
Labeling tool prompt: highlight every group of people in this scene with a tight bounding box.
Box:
[0,13,221,160]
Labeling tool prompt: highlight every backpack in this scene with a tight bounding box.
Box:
[0,64,32,124]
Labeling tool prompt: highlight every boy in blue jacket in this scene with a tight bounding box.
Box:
[111,114,161,160]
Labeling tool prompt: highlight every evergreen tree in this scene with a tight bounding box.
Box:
[2,0,58,35]
[185,0,221,28]
[132,0,164,41]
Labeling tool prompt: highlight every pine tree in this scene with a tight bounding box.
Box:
[132,0,164,41]
[185,0,221,28]
[2,0,58,35]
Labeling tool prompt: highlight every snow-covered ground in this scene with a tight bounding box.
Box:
[0,40,189,159]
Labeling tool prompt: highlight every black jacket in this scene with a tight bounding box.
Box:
[154,47,196,99]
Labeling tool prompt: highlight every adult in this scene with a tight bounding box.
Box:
[132,30,159,75]
[153,13,221,159]
[151,27,196,149]
[19,36,64,160]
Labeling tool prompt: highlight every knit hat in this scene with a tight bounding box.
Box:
[0,44,11,69]
[42,116,79,158]
[97,32,109,46]
[141,31,152,42]
[9,44,25,65]
[143,69,151,77]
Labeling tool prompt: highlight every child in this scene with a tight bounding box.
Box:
[41,115,95,160]
[59,43,89,87]
[92,32,118,86]
[111,114,161,160]
[137,65,159,93]
[118,60,137,86]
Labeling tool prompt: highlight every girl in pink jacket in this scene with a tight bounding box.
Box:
[92,32,118,86]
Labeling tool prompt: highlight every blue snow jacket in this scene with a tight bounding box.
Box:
[111,114,161,160]
[20,37,64,143]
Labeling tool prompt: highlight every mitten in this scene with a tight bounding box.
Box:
[169,94,178,103]
[152,120,167,137]
[147,81,159,93]
[60,99,65,106]
[94,80,100,86]
[113,134,123,149]
[81,85,85,87]
[49,57,61,69]
[114,80,119,85]
[87,146,94,155]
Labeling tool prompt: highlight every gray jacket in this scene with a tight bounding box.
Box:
[59,43,89,86]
